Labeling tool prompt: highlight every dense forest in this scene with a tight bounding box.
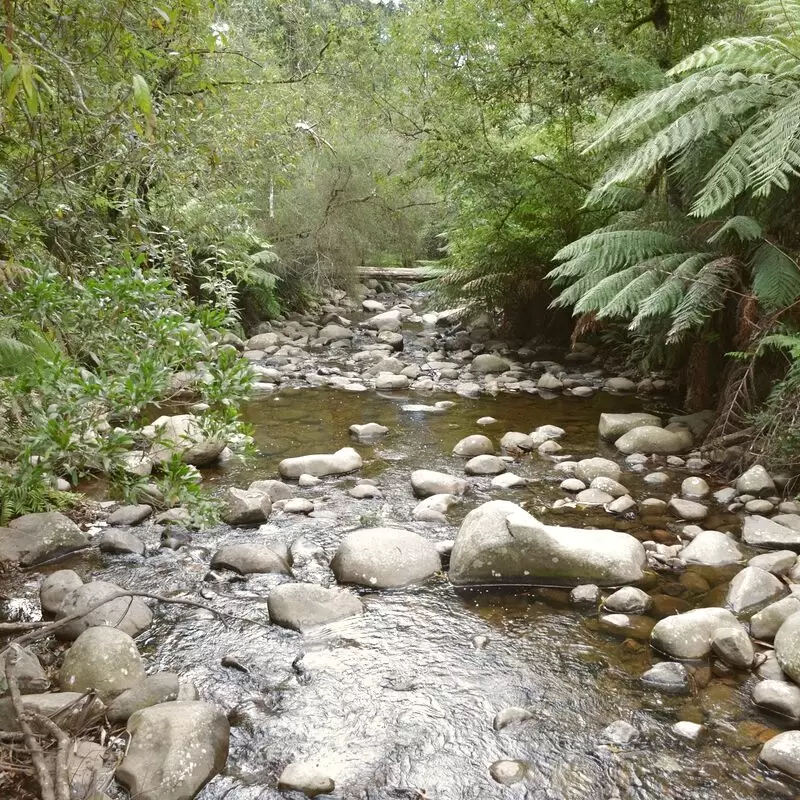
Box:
[2,0,800,520]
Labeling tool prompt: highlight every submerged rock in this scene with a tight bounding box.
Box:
[449,500,646,586]
[211,544,290,575]
[268,583,363,631]
[598,413,661,441]
[641,662,690,694]
[411,470,469,498]
[279,447,363,478]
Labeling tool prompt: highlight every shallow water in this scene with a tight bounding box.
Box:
[25,387,800,799]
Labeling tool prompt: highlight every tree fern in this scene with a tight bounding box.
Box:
[750,241,800,308]
[669,36,800,76]
[751,0,800,36]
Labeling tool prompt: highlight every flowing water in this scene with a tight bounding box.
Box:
[28,387,800,800]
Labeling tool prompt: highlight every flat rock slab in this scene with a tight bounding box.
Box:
[268,583,363,631]
[0,512,88,566]
[107,673,180,722]
[107,504,153,526]
[211,544,290,575]
[743,516,800,549]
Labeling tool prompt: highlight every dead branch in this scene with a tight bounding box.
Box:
[27,713,70,800]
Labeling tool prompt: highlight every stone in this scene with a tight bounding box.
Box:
[681,477,710,499]
[499,431,534,451]
[317,323,353,342]
[411,470,468,498]
[116,702,229,800]
[598,413,661,440]
[775,613,800,682]
[590,476,628,497]
[472,354,511,374]
[760,731,800,778]
[489,760,527,785]
[643,472,670,485]
[736,464,776,497]
[284,498,315,513]
[98,528,145,556]
[576,489,614,505]
[575,458,621,484]
[59,627,145,699]
[672,721,704,741]
[754,680,800,722]
[601,720,639,744]
[0,512,88,567]
[121,451,154,477]
[331,528,441,588]
[570,584,600,606]
[55,580,153,641]
[641,662,690,694]
[107,504,152,526]
[560,478,586,492]
[743,515,800,549]
[758,651,787,681]
[349,484,380,499]
[0,692,106,733]
[279,447,362,479]
[412,493,459,522]
[650,608,744,659]
[491,472,527,489]
[465,454,506,475]
[107,673,180,722]
[608,495,637,514]
[751,597,800,640]
[603,587,651,614]
[537,373,563,391]
[534,424,566,439]
[349,422,389,441]
[0,647,48,694]
[477,417,497,426]
[679,531,742,567]
[268,583,363,632]
[278,762,335,796]
[493,707,534,730]
[299,474,322,487]
[711,626,754,669]
[774,513,800,531]
[538,440,562,455]
[375,372,409,390]
[40,570,83,615]
[449,500,646,586]
[668,498,708,522]
[749,550,797,574]
[246,332,280,349]
[604,377,637,392]
[614,426,692,455]
[362,310,402,331]
[725,566,786,616]
[221,487,272,525]
[211,544,290,575]
[144,414,225,466]
[249,479,294,502]
[713,487,737,504]
[453,434,494,456]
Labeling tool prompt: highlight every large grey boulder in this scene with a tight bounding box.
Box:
[725,566,786,616]
[575,458,621,484]
[614,426,692,455]
[667,498,708,521]
[775,612,800,682]
[711,626,754,669]
[317,323,353,343]
[54,580,153,640]
[279,447,362,479]
[40,569,83,615]
[650,608,744,659]
[751,597,800,640]
[411,470,468,498]
[754,680,800,722]
[221,487,272,525]
[471,354,511,374]
[453,434,494,457]
[268,583,363,632]
[449,501,646,586]
[107,673,180,723]
[464,454,506,475]
[248,479,294,502]
[760,731,800,779]
[59,627,146,699]
[679,531,742,567]
[0,512,88,566]
[412,493,459,522]
[116,701,229,800]
[362,309,402,331]
[144,414,225,466]
[742,515,800,549]
[598,413,661,441]
[98,528,145,556]
[210,544,290,575]
[107,504,153,526]
[0,647,48,694]
[331,528,441,588]
[736,464,776,497]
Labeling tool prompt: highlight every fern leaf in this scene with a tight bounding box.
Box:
[707,215,764,244]
[669,36,800,77]
[750,242,800,309]
[553,229,683,265]
[573,265,648,315]
[750,0,800,37]
[598,269,665,319]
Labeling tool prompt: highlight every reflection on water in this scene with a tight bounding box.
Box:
[22,389,800,798]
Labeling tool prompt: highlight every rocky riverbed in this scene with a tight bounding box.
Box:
[3,282,800,799]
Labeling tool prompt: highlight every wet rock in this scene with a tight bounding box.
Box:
[598,413,661,440]
[284,498,315,513]
[603,587,651,614]
[0,647,48,694]
[278,762,335,796]
[465,454,507,475]
[246,332,280,349]
[650,607,743,659]
[537,373,563,392]
[775,613,800,682]
[477,416,497,425]
[493,707,534,730]
[449,500,646,586]
[472,354,511,374]
[641,662,690,694]
[268,583,363,631]
[40,569,83,615]
[55,580,153,640]
[672,721,704,741]
[746,498,775,514]
[144,414,225,466]
[0,692,106,733]
[576,489,614,505]
[317,323,353,343]
[500,431,534,451]
[221,487,272,525]
[412,493,459,522]
[736,465,776,497]
[489,759,527,785]
[589,477,628,498]
[107,673,180,722]
[538,440,562,455]
[681,477,710,499]
[411,470,468,498]
[98,528,145,556]
[605,377,637,392]
[116,701,229,800]
[560,478,586,492]
[279,447,362,478]
[742,515,800,549]
[249,480,294,502]
[570,584,600,606]
[643,472,670,485]
[749,550,797,574]
[575,458,621,484]
[615,426,692,455]
[751,597,800,640]
[299,474,322,487]
[713,487,737,505]
[774,513,800,531]
[375,372,409,390]
[725,566,786,616]
[758,651,787,681]
[456,381,481,397]
[601,720,639,744]
[609,495,638,515]
[0,512,88,567]
[211,544,290,575]
[59,627,145,699]
[107,504,153,526]
[453,434,494,456]
[679,531,742,567]
[349,484,381,499]
[491,472,527,489]
[349,422,389,441]
[667,498,708,522]
[760,731,800,778]
[711,626,754,669]
[331,527,441,588]
[754,680,800,722]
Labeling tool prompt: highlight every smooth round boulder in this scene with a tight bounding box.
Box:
[679,531,742,567]
[465,454,506,475]
[453,434,494,457]
[681,477,710,499]
[614,426,692,455]
[279,447,362,479]
[775,612,800,682]
[500,431,534,451]
[489,760,526,785]
[278,761,335,796]
[472,354,511,374]
[603,587,651,615]
[40,570,83,616]
[575,458,621,484]
[491,472,527,489]
[268,583,363,632]
[760,731,800,779]
[411,470,468,498]
[668,498,708,522]
[650,607,743,660]
[210,544,290,575]
[331,528,441,588]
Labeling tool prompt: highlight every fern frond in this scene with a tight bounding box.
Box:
[669,36,800,77]
[707,215,764,244]
[750,242,800,309]
[598,269,666,319]
[573,264,649,315]
[553,229,684,265]
[750,0,800,37]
